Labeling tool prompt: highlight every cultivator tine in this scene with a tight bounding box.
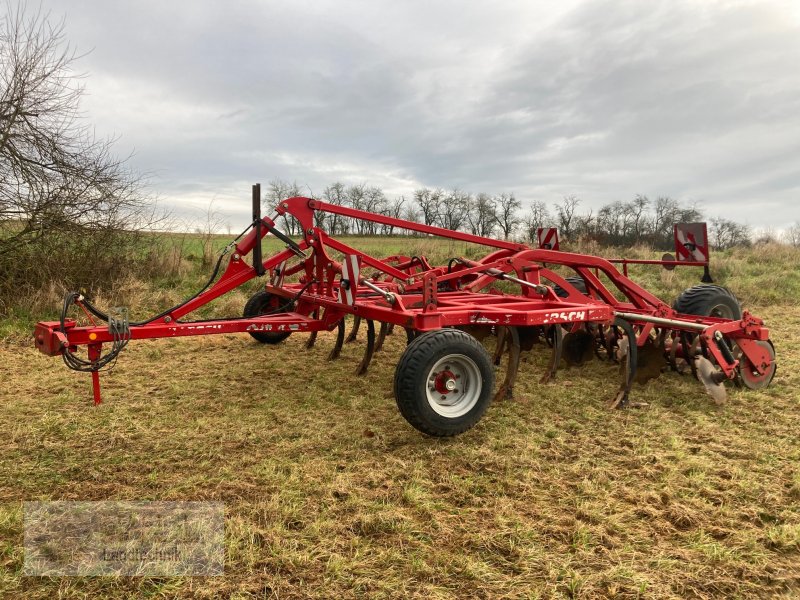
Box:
[493,327,508,366]
[405,328,417,345]
[355,320,376,375]
[306,331,318,349]
[386,323,395,336]
[306,309,320,349]
[375,322,388,352]
[493,327,521,402]
[345,316,361,343]
[540,325,564,384]
[609,317,638,409]
[328,319,346,360]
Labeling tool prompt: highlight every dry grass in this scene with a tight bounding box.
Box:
[0,300,798,598]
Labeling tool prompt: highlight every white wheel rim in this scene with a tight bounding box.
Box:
[709,303,734,319]
[425,353,482,418]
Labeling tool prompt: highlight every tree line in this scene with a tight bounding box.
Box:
[267,180,788,251]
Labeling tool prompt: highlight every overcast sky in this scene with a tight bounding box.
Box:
[39,0,800,230]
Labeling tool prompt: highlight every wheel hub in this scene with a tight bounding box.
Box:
[425,354,482,417]
[433,369,458,395]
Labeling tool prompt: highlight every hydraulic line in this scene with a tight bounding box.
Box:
[59,219,307,372]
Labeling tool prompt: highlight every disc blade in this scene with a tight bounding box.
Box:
[695,356,727,405]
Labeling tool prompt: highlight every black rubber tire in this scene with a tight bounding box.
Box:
[554,275,588,298]
[394,329,495,437]
[672,284,742,319]
[243,290,292,344]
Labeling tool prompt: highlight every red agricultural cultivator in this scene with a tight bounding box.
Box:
[34,185,776,436]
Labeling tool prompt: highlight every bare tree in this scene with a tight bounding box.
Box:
[573,208,594,240]
[753,226,778,245]
[323,182,348,234]
[555,196,580,241]
[0,3,162,303]
[710,217,751,250]
[0,3,154,256]
[267,179,302,235]
[465,193,496,237]
[651,196,681,246]
[438,189,469,231]
[414,187,440,227]
[783,222,800,247]
[361,186,385,234]
[402,203,421,231]
[347,183,368,234]
[380,196,405,235]
[522,200,550,243]
[596,201,622,242]
[195,201,225,267]
[629,195,650,239]
[494,192,521,240]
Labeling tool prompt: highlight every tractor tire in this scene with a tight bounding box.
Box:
[243,290,292,344]
[554,275,588,298]
[394,329,494,437]
[672,284,742,320]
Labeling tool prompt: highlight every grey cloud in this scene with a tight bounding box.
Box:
[36,0,800,228]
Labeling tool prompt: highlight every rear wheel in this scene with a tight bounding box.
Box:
[243,290,292,344]
[673,284,742,319]
[394,329,494,437]
[554,275,588,298]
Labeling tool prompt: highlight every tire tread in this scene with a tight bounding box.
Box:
[673,284,742,319]
[394,329,493,437]
[244,291,292,344]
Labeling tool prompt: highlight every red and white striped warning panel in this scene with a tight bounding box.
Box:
[537,227,560,251]
[674,223,709,263]
[337,254,361,306]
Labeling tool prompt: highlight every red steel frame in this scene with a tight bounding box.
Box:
[33,194,772,405]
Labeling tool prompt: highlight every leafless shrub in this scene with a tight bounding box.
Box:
[783,222,800,247]
[0,2,162,308]
[710,217,752,250]
[194,201,225,267]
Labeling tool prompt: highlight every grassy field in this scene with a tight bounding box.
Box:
[0,237,798,598]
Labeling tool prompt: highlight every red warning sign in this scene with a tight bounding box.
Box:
[674,223,709,263]
[537,227,559,251]
[337,254,361,306]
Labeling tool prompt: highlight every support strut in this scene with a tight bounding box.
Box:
[89,344,102,406]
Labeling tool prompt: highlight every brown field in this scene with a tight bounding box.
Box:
[1,308,798,598]
[0,242,798,598]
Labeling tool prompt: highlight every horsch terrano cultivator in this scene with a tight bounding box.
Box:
[34,185,776,436]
